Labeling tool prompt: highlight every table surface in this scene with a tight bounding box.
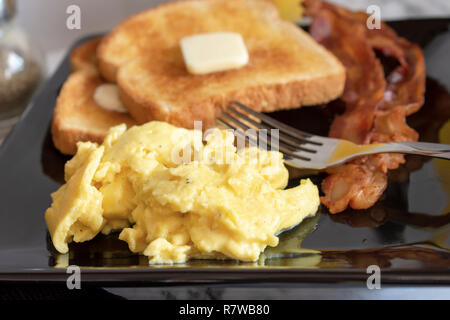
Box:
[2,283,450,300]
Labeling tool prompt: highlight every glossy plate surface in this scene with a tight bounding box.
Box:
[0,19,449,284]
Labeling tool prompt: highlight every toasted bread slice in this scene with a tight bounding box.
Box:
[70,37,102,72]
[52,70,137,155]
[97,0,345,128]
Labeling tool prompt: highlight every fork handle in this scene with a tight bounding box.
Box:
[382,142,450,160]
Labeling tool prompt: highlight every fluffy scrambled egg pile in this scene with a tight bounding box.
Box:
[45,121,320,264]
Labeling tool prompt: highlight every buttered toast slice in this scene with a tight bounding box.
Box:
[98,0,345,129]
[70,37,102,72]
[52,70,137,155]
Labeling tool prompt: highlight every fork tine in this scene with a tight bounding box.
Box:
[216,117,259,145]
[225,106,318,152]
[217,113,312,161]
[221,110,317,155]
[230,101,323,145]
[284,156,319,169]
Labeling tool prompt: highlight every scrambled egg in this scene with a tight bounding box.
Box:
[45,121,320,264]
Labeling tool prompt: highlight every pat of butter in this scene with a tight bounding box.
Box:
[180,32,249,75]
[93,84,127,113]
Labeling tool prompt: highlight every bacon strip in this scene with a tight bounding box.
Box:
[306,1,385,144]
[304,0,426,214]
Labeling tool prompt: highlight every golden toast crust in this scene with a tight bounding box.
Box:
[120,71,345,129]
[70,37,102,72]
[51,70,137,155]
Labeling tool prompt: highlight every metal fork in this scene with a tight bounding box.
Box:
[216,101,450,170]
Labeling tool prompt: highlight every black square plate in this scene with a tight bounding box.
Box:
[0,19,449,285]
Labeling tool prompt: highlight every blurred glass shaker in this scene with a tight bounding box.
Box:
[0,0,42,130]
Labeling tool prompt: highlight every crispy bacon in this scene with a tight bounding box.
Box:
[304,0,426,213]
[321,164,388,213]
[306,1,385,144]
